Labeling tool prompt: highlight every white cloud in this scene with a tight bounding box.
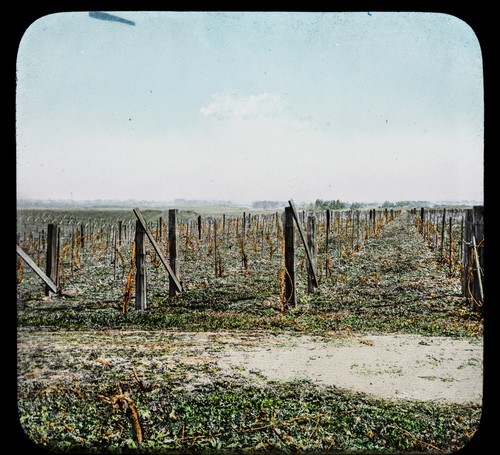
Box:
[200,92,278,119]
[200,92,329,130]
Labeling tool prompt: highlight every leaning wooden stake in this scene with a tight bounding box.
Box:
[288,200,318,288]
[168,209,180,297]
[472,206,484,306]
[133,208,183,294]
[16,245,58,294]
[307,215,318,293]
[471,235,484,303]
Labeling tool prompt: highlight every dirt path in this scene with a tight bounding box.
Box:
[216,332,483,405]
[17,329,483,406]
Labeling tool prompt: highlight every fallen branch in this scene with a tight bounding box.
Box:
[97,383,144,445]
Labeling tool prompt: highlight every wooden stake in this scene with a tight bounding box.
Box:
[16,245,58,294]
[440,208,446,259]
[214,218,218,277]
[325,209,330,277]
[168,209,179,297]
[45,224,58,296]
[288,200,318,287]
[307,215,318,293]
[284,207,296,308]
[134,220,147,310]
[133,208,183,293]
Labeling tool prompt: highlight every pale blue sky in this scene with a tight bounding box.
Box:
[16,11,483,203]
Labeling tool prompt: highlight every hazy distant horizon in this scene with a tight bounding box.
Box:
[16,196,484,209]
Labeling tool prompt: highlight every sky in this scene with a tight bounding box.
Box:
[16,11,484,204]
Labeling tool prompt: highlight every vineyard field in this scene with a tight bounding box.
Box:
[16,204,484,453]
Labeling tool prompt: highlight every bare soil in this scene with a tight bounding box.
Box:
[18,329,483,406]
[216,332,483,405]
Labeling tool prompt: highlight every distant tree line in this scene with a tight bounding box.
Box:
[251,201,286,209]
[381,200,434,208]
[309,199,347,210]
